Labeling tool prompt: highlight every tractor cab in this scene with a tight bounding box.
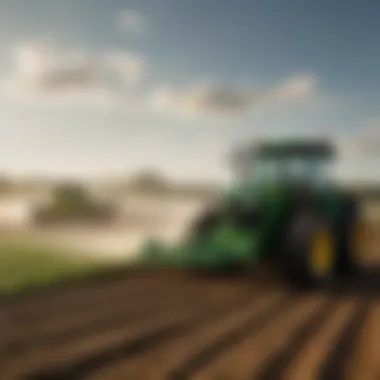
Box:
[231,139,335,189]
[228,139,337,207]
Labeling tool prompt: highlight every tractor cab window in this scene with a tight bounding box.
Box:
[233,156,332,188]
[282,157,333,187]
[250,158,279,184]
[234,156,280,186]
[230,145,333,189]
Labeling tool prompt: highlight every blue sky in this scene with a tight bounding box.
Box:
[0,0,379,182]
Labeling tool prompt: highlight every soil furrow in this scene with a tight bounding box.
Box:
[282,299,357,380]
[180,295,327,380]
[166,293,296,380]
[2,273,247,355]
[1,271,168,317]
[85,292,286,380]
[2,276,223,347]
[1,282,221,358]
[318,298,373,380]
[5,287,269,379]
[255,297,338,380]
[346,304,380,380]
[1,266,380,380]
[6,272,189,323]
[0,275,204,356]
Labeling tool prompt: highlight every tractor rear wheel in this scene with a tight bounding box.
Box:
[336,196,366,277]
[282,209,337,289]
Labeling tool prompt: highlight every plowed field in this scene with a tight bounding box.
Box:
[1,267,380,380]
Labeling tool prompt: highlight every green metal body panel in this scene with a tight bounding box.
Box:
[178,184,346,270]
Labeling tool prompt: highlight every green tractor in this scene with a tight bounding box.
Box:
[143,138,367,289]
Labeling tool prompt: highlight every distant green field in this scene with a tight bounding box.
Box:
[0,244,127,295]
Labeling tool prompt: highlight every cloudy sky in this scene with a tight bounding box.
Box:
[0,0,379,183]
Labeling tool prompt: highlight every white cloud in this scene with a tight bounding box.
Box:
[0,41,146,107]
[104,50,146,87]
[12,42,100,89]
[118,9,146,33]
[337,120,380,157]
[147,74,319,117]
[147,83,255,117]
[0,41,321,117]
[1,41,104,102]
[269,74,318,102]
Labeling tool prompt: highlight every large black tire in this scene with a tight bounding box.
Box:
[335,196,364,277]
[281,209,338,289]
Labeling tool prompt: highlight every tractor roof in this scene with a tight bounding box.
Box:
[244,138,336,160]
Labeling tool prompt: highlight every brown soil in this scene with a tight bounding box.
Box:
[0,268,380,380]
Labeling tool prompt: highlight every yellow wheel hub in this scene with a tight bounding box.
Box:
[311,229,334,275]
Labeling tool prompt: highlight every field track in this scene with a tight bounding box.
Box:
[1,268,380,380]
